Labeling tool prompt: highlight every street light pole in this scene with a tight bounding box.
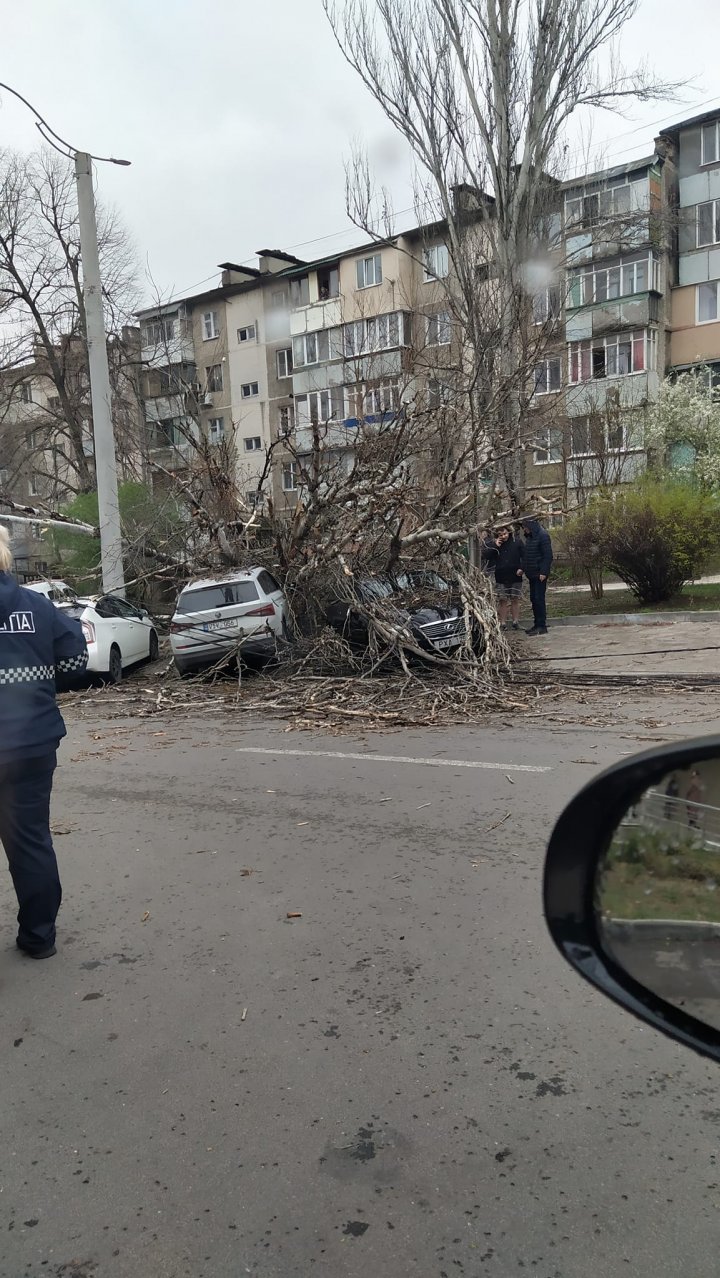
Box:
[0,83,130,595]
[74,152,125,595]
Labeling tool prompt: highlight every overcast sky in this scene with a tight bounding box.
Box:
[1,0,718,307]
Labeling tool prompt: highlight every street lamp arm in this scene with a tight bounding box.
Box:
[0,80,131,165]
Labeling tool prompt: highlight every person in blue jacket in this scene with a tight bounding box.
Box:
[0,527,88,958]
[520,518,553,635]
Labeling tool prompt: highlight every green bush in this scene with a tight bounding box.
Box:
[564,480,720,604]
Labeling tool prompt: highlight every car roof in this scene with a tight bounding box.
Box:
[179,568,263,591]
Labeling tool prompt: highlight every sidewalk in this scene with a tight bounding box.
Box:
[550,573,720,595]
[523,616,720,680]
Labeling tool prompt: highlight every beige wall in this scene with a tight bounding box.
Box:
[670,285,720,366]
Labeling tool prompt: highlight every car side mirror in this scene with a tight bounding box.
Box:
[544,735,720,1064]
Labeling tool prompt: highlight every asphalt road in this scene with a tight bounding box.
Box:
[2,699,720,1277]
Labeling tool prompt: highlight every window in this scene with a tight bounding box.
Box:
[534,358,561,395]
[364,380,400,417]
[698,281,720,324]
[278,404,294,434]
[28,472,41,495]
[423,244,449,281]
[47,395,60,411]
[282,461,299,491]
[20,382,33,404]
[565,179,645,228]
[697,200,720,248]
[568,254,658,308]
[270,289,287,309]
[428,378,450,408]
[292,330,331,367]
[206,364,223,393]
[702,121,720,166]
[237,324,256,343]
[208,417,225,443]
[317,264,340,300]
[150,418,184,448]
[343,312,406,358]
[289,276,310,307]
[356,253,382,289]
[202,311,220,341]
[258,570,281,593]
[426,311,452,346]
[532,286,561,324]
[570,417,627,456]
[241,381,259,399]
[295,387,345,427]
[569,330,655,382]
[244,436,262,451]
[179,581,259,612]
[276,348,293,378]
[534,427,563,464]
[142,315,176,346]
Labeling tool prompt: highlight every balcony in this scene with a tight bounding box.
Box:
[289,298,342,338]
[566,295,659,340]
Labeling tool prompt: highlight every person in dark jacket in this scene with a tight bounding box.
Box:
[0,527,88,958]
[493,526,524,630]
[520,518,553,635]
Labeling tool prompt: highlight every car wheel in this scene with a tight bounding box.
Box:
[148,629,159,661]
[107,645,123,684]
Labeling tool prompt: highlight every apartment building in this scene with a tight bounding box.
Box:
[661,109,720,384]
[0,332,144,576]
[138,229,454,512]
[525,146,676,514]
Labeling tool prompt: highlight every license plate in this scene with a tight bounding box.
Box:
[432,633,462,650]
[202,619,239,632]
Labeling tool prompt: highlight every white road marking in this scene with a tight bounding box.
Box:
[235,746,550,773]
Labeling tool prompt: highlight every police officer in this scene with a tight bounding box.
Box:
[0,526,88,958]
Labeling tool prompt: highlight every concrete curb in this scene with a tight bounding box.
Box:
[549,610,720,628]
[605,918,720,944]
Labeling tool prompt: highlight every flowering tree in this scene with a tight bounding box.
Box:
[645,370,720,490]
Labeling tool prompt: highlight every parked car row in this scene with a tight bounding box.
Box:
[26,581,160,682]
[25,564,480,682]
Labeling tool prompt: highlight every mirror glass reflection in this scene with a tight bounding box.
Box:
[596,757,720,1032]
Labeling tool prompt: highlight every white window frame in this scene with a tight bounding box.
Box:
[697,281,720,325]
[202,311,220,341]
[343,312,405,358]
[278,404,294,434]
[532,286,561,324]
[208,417,225,443]
[568,254,658,309]
[569,416,629,458]
[244,435,263,451]
[428,378,451,408]
[20,382,33,404]
[282,461,299,492]
[697,200,720,249]
[237,324,256,343]
[143,315,176,346]
[276,348,293,379]
[534,427,564,465]
[356,253,383,289]
[423,244,449,282]
[240,381,259,399]
[28,471,41,496]
[206,364,224,393]
[701,121,720,167]
[292,330,330,368]
[568,330,656,383]
[534,357,562,395]
[363,379,401,417]
[426,311,452,347]
[295,387,345,427]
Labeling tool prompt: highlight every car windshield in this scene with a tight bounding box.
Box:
[395,571,449,591]
[178,581,259,612]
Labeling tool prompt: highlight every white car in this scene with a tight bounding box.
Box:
[60,595,160,682]
[26,578,78,604]
[170,567,288,675]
